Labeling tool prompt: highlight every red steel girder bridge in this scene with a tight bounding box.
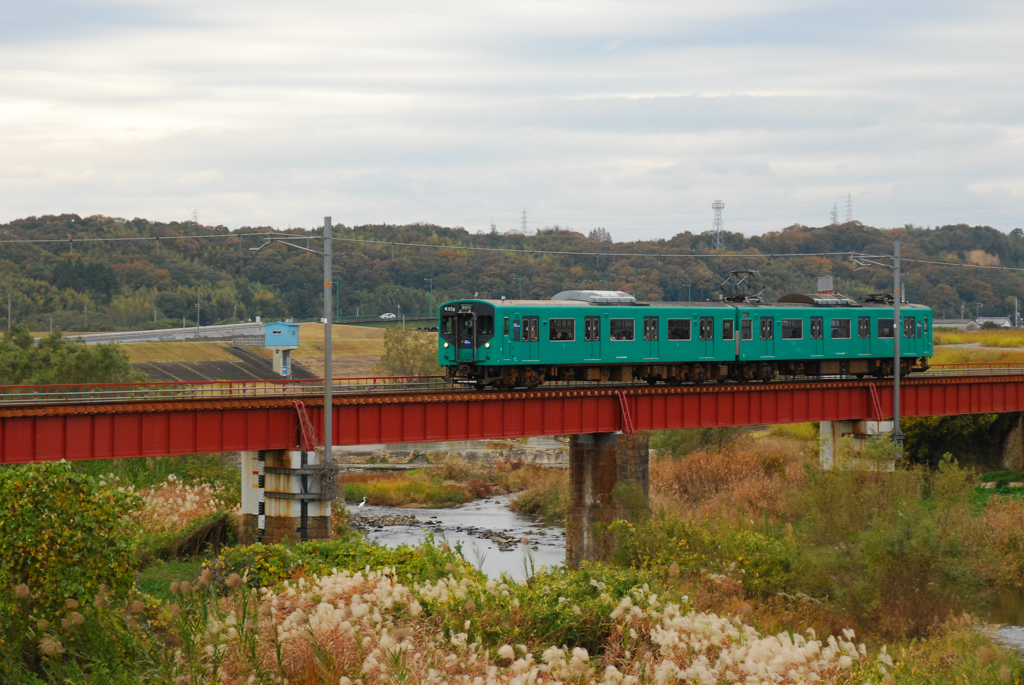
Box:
[0,366,1021,464]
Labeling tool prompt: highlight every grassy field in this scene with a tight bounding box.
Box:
[123,341,240,363]
[931,346,1024,365]
[934,327,1024,347]
[117,324,385,366]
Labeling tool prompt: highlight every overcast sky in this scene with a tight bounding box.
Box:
[2,0,1022,239]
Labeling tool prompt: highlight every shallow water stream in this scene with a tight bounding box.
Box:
[351,494,565,580]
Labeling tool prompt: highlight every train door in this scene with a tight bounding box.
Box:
[760,316,775,357]
[740,316,753,359]
[643,316,660,359]
[699,316,714,358]
[502,316,511,360]
[858,316,871,355]
[522,316,540,361]
[457,313,476,362]
[584,316,601,360]
[810,316,824,356]
[903,315,919,357]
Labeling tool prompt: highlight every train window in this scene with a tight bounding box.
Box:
[699,317,714,341]
[667,319,691,340]
[760,318,774,340]
[782,319,803,340]
[903,316,916,339]
[523,317,539,342]
[584,316,601,341]
[831,319,851,339]
[924,317,929,334]
[513,319,521,341]
[479,316,494,336]
[441,316,456,336]
[877,319,894,338]
[504,317,509,335]
[810,316,823,340]
[741,319,753,340]
[723,319,734,340]
[610,319,635,341]
[858,316,870,339]
[643,317,659,341]
[549,318,575,341]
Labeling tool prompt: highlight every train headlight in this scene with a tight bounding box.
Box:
[485,342,490,348]
[443,342,449,348]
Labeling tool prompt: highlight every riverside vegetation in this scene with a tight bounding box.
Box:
[4,422,1024,683]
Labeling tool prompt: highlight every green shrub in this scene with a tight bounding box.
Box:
[0,462,142,673]
[217,531,473,588]
[608,515,798,598]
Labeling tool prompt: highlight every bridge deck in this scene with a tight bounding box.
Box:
[1,365,1021,463]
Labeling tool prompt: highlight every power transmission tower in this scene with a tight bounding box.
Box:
[490,219,496,232]
[845,192,852,223]
[520,209,528,234]
[712,201,725,249]
[831,204,838,226]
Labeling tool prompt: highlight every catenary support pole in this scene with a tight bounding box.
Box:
[893,240,903,451]
[324,217,333,464]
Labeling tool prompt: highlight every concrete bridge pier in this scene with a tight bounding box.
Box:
[240,449,333,544]
[819,420,895,470]
[566,432,650,568]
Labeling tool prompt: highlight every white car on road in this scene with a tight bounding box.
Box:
[379,312,397,320]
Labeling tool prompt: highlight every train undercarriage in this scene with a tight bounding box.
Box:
[449,357,931,390]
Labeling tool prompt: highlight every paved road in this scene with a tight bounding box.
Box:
[66,323,265,345]
[65,316,436,345]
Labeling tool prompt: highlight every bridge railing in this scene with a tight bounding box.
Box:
[0,375,450,406]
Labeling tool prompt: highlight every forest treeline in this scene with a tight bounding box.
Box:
[2,214,1023,331]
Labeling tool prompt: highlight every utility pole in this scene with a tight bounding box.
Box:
[893,240,903,450]
[515,277,523,300]
[195,291,201,338]
[683,284,692,302]
[154,305,158,323]
[424,278,433,315]
[323,217,333,465]
[7,294,10,330]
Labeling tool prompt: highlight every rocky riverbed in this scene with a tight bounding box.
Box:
[346,494,565,579]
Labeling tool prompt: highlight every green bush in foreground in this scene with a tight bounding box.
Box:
[0,462,142,673]
[216,530,474,588]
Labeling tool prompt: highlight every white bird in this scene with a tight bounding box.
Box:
[358,497,367,508]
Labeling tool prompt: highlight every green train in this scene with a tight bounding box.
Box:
[437,289,932,389]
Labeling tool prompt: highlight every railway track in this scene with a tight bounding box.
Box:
[0,363,1021,408]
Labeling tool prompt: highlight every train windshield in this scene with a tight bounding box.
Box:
[441,316,456,336]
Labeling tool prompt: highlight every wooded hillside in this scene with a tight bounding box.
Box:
[2,214,1021,331]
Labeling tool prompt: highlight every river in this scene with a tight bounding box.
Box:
[350,494,565,580]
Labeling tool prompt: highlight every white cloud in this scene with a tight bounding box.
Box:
[1,0,1022,235]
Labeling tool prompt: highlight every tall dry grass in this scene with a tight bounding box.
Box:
[135,474,233,533]
[650,436,810,524]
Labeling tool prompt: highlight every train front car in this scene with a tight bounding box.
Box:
[438,299,501,387]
